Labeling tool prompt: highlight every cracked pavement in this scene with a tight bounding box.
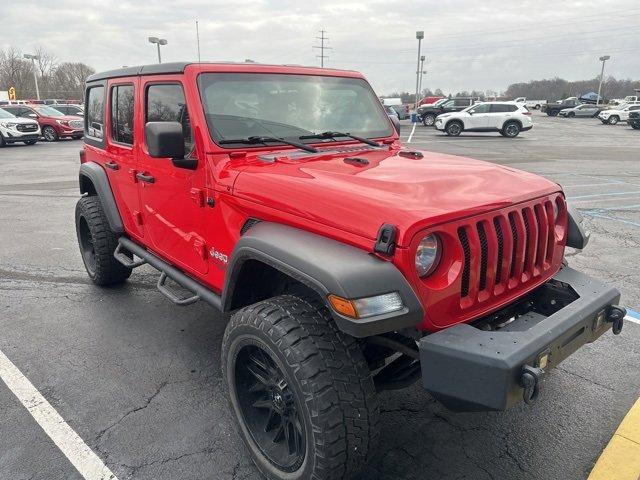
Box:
[1,113,639,480]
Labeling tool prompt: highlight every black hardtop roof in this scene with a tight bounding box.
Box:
[86,61,354,83]
[86,62,189,82]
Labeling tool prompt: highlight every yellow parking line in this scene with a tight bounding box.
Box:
[589,397,640,480]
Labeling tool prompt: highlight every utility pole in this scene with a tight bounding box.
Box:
[23,54,40,100]
[414,31,424,112]
[313,30,332,67]
[418,55,426,102]
[596,55,610,105]
[195,21,201,62]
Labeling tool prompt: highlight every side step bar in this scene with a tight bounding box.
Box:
[115,237,222,310]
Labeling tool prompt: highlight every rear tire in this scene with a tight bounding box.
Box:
[445,121,463,136]
[567,112,575,118]
[608,116,619,125]
[422,113,436,126]
[222,294,379,480]
[548,109,559,116]
[42,125,59,142]
[632,123,640,130]
[75,196,132,286]
[502,121,521,138]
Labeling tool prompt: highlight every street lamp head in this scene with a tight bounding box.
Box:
[416,31,424,39]
[159,39,168,45]
[599,55,610,61]
[148,36,159,44]
[420,55,426,61]
[23,53,40,60]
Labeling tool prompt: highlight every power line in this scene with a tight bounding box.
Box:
[313,30,332,67]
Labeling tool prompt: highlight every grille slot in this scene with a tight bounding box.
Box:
[477,222,488,291]
[522,210,531,272]
[508,212,519,278]
[494,217,504,285]
[458,227,471,298]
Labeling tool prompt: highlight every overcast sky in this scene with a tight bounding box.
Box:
[1,0,639,95]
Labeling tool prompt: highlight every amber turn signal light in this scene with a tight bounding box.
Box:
[328,294,358,318]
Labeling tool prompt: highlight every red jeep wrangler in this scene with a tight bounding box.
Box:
[76,62,625,480]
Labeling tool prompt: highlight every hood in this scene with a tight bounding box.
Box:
[0,116,38,125]
[232,146,561,247]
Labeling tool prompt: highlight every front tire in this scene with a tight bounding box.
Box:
[608,115,619,125]
[422,113,436,126]
[502,121,521,138]
[222,295,379,480]
[42,125,59,142]
[445,121,462,136]
[567,112,575,118]
[75,196,132,285]
[632,123,640,130]
[548,109,559,116]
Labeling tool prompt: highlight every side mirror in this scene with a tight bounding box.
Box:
[145,121,196,169]
[390,115,401,135]
[468,111,474,115]
[27,113,37,118]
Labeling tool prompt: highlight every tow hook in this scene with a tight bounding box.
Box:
[606,305,626,335]
[520,365,544,405]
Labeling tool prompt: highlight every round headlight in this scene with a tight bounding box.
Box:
[416,234,441,277]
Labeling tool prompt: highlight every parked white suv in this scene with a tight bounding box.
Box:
[0,107,41,146]
[434,101,533,137]
[598,103,640,125]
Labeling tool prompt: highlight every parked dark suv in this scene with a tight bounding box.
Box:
[418,97,476,126]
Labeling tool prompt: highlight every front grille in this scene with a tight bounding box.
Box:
[69,120,83,129]
[17,123,38,132]
[456,197,562,305]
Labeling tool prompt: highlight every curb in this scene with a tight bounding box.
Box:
[588,397,640,480]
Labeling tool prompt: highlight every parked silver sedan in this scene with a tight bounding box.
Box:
[558,104,601,118]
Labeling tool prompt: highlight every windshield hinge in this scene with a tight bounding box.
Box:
[374,223,397,256]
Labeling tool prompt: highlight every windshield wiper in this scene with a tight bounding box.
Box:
[219,136,318,153]
[299,131,381,147]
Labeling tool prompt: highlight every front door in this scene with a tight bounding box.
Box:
[464,103,491,129]
[136,78,208,276]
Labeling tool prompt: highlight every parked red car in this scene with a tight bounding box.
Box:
[1,104,83,141]
[419,95,443,106]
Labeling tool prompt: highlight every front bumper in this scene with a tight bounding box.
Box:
[59,129,84,138]
[419,266,624,412]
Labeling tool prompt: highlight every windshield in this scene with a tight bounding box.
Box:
[34,105,65,117]
[197,73,393,146]
[0,108,16,119]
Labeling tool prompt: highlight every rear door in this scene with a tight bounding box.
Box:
[487,103,517,128]
[105,80,144,239]
[136,78,208,276]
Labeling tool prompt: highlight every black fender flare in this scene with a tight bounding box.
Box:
[222,222,424,337]
[566,205,589,249]
[79,162,124,234]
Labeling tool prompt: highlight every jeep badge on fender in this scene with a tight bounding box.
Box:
[75,61,624,480]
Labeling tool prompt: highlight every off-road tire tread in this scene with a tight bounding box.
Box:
[75,196,131,285]
[222,294,380,480]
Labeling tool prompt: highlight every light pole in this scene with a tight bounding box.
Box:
[23,53,40,100]
[414,31,424,112]
[596,55,610,105]
[148,36,168,63]
[417,55,426,104]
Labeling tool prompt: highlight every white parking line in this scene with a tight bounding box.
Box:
[625,309,640,325]
[0,349,118,480]
[407,122,417,143]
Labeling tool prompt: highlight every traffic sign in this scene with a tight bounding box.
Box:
[8,87,16,100]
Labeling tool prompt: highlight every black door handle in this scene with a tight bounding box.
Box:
[105,161,119,170]
[136,172,155,183]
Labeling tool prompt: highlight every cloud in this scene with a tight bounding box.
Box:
[1,0,638,94]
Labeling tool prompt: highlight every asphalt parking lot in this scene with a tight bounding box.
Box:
[1,112,639,480]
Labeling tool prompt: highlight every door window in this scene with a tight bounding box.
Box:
[468,104,490,114]
[111,84,135,145]
[490,104,518,113]
[145,83,193,153]
[86,86,105,139]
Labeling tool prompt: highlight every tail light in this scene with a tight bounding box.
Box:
[523,111,532,116]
